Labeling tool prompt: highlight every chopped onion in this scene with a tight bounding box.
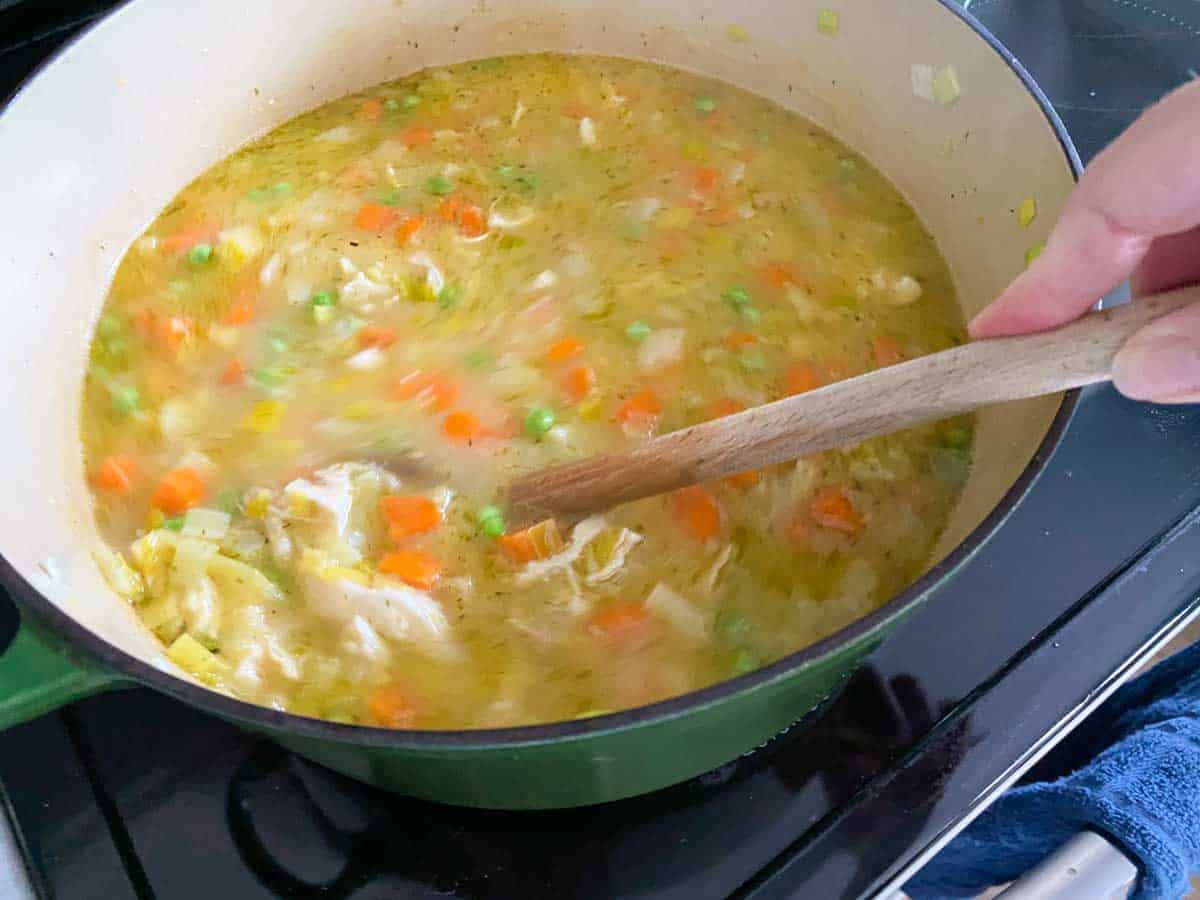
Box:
[346,347,385,371]
[182,508,231,541]
[645,583,706,639]
[316,124,356,143]
[637,327,685,373]
[579,117,597,146]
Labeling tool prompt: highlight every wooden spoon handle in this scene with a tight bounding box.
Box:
[507,286,1200,529]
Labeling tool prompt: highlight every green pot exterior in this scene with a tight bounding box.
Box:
[0,586,917,808]
[264,614,898,809]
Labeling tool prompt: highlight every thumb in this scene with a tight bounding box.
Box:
[1112,302,1200,403]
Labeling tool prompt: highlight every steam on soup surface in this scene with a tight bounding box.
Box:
[82,54,972,729]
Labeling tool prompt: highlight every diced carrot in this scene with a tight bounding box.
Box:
[401,126,434,148]
[443,410,485,443]
[498,530,540,563]
[378,549,442,590]
[358,325,398,349]
[673,485,721,542]
[361,98,384,121]
[726,469,762,489]
[706,206,738,226]
[392,372,458,411]
[367,684,418,728]
[561,365,596,402]
[436,195,463,223]
[760,262,797,289]
[782,361,823,396]
[132,308,155,340]
[722,331,758,351]
[614,389,662,425]
[457,204,486,237]
[219,358,245,386]
[224,301,254,326]
[395,213,425,246]
[354,202,397,232]
[547,337,584,364]
[380,495,442,539]
[151,468,206,515]
[156,316,193,351]
[694,167,720,193]
[160,221,215,255]
[91,455,137,494]
[810,486,862,534]
[498,520,563,563]
[872,335,903,368]
[588,602,654,644]
[710,397,744,418]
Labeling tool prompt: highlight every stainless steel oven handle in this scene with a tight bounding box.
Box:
[995,831,1139,900]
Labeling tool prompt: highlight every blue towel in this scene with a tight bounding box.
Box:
[906,639,1200,900]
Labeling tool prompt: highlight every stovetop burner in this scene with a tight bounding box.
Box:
[2,2,1199,898]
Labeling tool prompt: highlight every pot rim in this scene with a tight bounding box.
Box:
[0,0,1082,748]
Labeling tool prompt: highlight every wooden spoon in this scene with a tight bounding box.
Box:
[506,284,1200,530]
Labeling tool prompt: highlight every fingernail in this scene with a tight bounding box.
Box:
[1112,333,1200,401]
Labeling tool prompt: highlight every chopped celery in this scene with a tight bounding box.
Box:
[1025,241,1046,267]
[187,243,213,265]
[932,65,961,105]
[167,633,219,677]
[1017,196,1037,227]
[817,8,839,36]
[694,96,717,114]
[427,175,455,195]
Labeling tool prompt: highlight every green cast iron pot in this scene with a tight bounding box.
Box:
[0,0,1079,809]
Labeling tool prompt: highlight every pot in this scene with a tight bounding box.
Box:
[0,0,1078,809]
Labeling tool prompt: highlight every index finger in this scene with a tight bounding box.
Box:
[970,80,1200,338]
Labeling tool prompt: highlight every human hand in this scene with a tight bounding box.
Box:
[970,80,1200,403]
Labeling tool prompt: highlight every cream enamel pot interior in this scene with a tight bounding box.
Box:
[0,0,1078,808]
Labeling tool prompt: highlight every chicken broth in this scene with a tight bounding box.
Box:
[82,54,973,729]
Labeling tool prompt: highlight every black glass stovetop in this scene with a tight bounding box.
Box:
[2,2,1200,898]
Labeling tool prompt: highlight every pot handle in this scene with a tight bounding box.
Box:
[0,617,125,729]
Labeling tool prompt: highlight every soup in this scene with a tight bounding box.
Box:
[81,54,972,729]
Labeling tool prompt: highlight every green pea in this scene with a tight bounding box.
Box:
[625,320,652,342]
[384,97,402,112]
[254,366,288,388]
[427,175,455,196]
[378,191,401,206]
[163,516,185,532]
[723,286,752,306]
[110,384,140,414]
[438,284,462,309]
[695,96,717,113]
[524,406,556,438]
[732,650,761,676]
[403,94,421,108]
[477,505,505,537]
[739,305,761,323]
[310,291,334,307]
[187,243,213,265]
